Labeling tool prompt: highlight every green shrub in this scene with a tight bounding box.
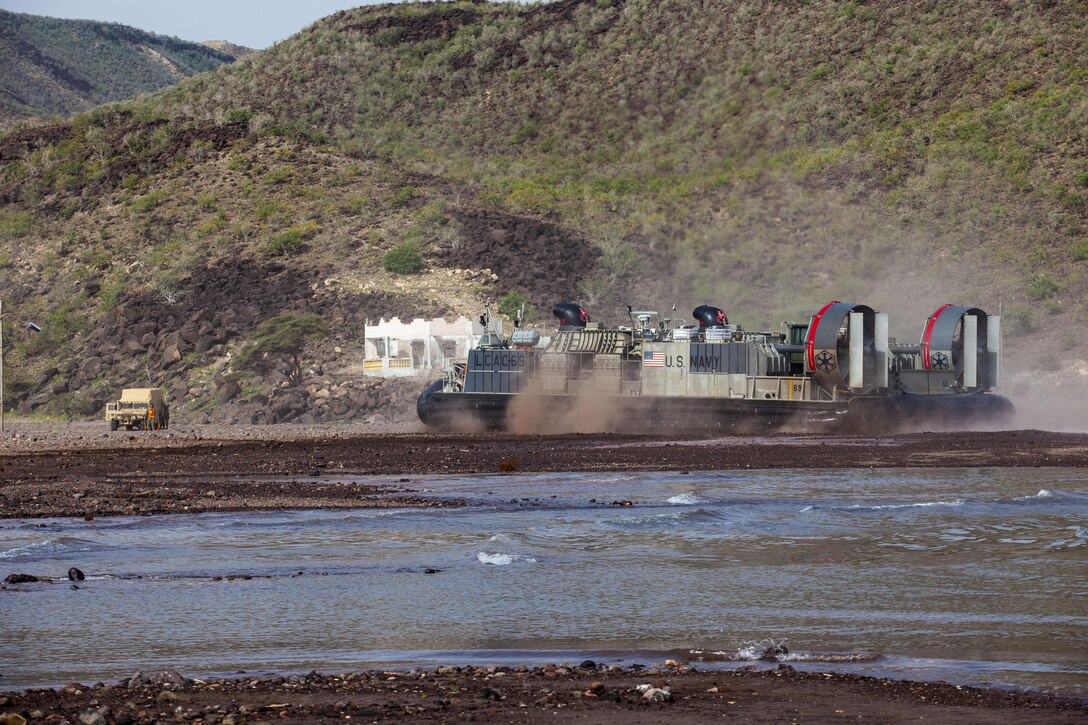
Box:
[225,108,252,124]
[1027,273,1059,300]
[389,186,418,206]
[383,243,422,274]
[498,290,533,321]
[131,191,166,213]
[0,209,33,237]
[234,313,329,386]
[1003,304,1034,334]
[264,167,291,185]
[1073,239,1088,261]
[256,202,286,222]
[264,221,319,257]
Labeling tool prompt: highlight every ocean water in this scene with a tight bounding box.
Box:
[1,468,1086,693]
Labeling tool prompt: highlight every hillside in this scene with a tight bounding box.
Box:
[0,0,1086,425]
[0,10,243,122]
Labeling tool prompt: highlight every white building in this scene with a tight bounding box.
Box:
[364,316,486,377]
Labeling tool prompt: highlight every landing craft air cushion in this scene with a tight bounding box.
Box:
[416,301,1014,432]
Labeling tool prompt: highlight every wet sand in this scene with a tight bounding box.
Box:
[1,424,1086,518]
[3,423,1087,722]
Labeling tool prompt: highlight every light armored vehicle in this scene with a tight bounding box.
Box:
[416,301,1014,433]
[105,388,170,431]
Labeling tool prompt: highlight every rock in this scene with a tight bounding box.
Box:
[0,714,27,725]
[216,381,241,404]
[133,321,157,338]
[760,643,788,660]
[36,367,59,386]
[639,686,673,703]
[126,672,151,689]
[68,567,85,581]
[150,671,187,686]
[162,343,181,367]
[80,357,105,376]
[4,573,38,584]
[579,660,597,670]
[179,323,200,346]
[156,691,179,703]
[194,335,216,354]
[78,709,106,725]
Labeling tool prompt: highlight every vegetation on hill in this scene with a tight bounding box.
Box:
[0,10,241,121]
[0,0,1085,420]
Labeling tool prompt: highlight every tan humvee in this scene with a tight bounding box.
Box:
[105,388,170,431]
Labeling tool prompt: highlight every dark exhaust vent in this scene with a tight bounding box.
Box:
[552,302,590,329]
[693,305,728,328]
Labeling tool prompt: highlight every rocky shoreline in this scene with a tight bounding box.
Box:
[3,663,1086,725]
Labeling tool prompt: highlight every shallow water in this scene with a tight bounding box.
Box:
[2,468,1086,693]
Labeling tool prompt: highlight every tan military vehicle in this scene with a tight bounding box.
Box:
[105,388,170,431]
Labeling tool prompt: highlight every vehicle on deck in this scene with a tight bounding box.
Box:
[105,388,170,431]
[417,301,1014,433]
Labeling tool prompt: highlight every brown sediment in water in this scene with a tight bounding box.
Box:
[0,424,1085,519]
[1,665,1085,724]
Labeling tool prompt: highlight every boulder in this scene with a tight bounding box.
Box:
[179,322,200,346]
[162,344,181,367]
[4,573,38,583]
[194,335,216,354]
[81,357,105,376]
[216,381,241,404]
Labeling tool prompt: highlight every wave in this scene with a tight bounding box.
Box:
[692,640,879,664]
[667,493,706,505]
[801,499,965,513]
[0,536,98,561]
[487,533,522,545]
[477,552,537,566]
[1013,489,1052,501]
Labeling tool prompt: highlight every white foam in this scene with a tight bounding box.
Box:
[487,533,517,544]
[799,505,814,513]
[0,537,93,560]
[1014,489,1052,500]
[846,499,964,511]
[477,552,536,566]
[667,493,705,505]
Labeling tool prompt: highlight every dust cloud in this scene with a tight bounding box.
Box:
[505,382,627,435]
[1003,360,1088,433]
